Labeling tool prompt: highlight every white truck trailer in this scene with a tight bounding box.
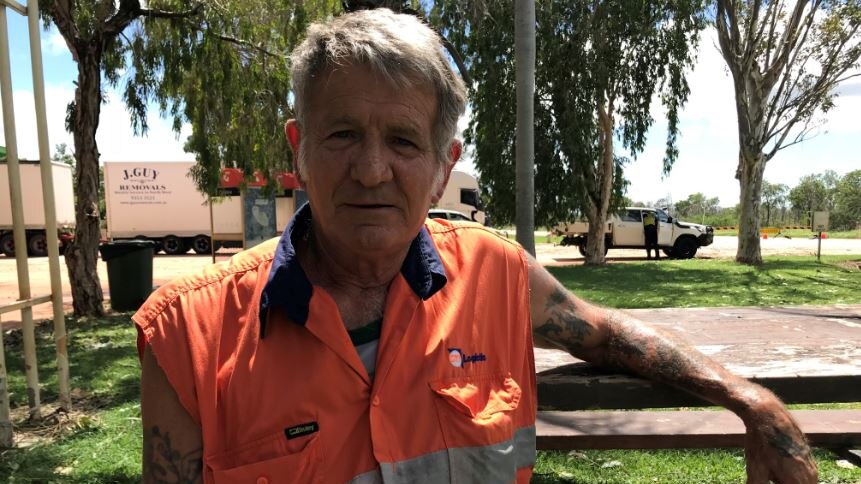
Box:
[0,161,75,257]
[433,170,487,225]
[103,161,296,255]
[552,207,714,259]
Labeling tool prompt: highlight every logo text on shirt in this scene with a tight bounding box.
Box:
[448,347,487,368]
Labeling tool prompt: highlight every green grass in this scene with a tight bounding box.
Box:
[1,314,142,483]
[713,228,861,239]
[1,257,860,482]
[548,255,861,308]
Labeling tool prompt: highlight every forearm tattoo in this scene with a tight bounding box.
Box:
[768,426,812,459]
[145,426,203,484]
[534,287,594,353]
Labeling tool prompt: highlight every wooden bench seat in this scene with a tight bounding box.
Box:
[536,409,861,451]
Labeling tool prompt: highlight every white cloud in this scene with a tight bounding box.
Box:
[41,30,69,57]
[0,83,194,163]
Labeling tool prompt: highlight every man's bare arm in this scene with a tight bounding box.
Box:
[141,345,203,484]
[527,255,817,483]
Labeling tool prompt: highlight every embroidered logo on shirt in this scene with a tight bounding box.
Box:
[447,347,487,368]
[285,422,319,439]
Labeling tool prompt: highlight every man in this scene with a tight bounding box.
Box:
[643,210,660,260]
[136,8,816,484]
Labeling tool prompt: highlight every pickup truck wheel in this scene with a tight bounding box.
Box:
[578,241,608,257]
[191,235,212,254]
[27,233,49,257]
[673,237,698,259]
[161,235,187,255]
[0,233,15,257]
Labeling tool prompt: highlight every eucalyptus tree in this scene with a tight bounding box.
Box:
[432,0,705,264]
[715,0,861,264]
[41,0,338,316]
[760,181,789,226]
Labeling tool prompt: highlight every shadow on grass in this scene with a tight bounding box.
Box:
[4,313,140,409]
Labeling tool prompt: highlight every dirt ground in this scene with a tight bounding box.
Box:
[1,236,859,324]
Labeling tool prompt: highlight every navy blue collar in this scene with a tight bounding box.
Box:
[259,203,447,337]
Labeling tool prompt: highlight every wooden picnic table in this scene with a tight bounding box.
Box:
[534,305,861,457]
[535,305,861,410]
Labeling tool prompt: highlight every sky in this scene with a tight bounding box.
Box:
[2,13,859,208]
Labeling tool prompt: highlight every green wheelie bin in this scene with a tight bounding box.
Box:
[98,240,157,311]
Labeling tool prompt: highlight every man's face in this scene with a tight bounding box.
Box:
[287,62,458,255]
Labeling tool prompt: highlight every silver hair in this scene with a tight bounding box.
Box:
[290,8,467,176]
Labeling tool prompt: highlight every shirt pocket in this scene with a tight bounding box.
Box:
[429,373,522,449]
[206,427,323,484]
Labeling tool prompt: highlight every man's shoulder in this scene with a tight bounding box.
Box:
[133,237,279,326]
[425,218,524,259]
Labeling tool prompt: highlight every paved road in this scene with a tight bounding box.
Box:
[1,236,859,324]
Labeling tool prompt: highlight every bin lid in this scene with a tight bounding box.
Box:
[99,240,157,261]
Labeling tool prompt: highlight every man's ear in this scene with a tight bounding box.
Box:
[431,140,462,203]
[285,120,305,187]
[285,120,301,154]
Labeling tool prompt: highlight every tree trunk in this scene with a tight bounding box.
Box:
[65,46,105,317]
[736,151,766,265]
[514,0,536,256]
[583,100,615,265]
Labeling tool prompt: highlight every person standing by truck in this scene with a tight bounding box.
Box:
[643,210,660,260]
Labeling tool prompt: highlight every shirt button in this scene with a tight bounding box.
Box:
[257,477,269,484]
[372,396,380,406]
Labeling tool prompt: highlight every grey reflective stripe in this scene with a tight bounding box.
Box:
[346,468,383,484]
[514,425,537,469]
[381,448,451,484]
[377,425,537,484]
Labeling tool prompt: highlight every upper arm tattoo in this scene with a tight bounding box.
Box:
[145,425,203,484]
[534,287,594,354]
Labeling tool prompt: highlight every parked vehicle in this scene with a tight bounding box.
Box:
[0,160,75,257]
[104,161,296,255]
[552,207,714,259]
[428,209,473,221]
[434,170,488,225]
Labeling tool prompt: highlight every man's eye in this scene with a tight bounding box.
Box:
[393,137,416,147]
[330,130,355,139]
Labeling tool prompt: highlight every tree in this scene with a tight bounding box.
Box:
[432,0,705,264]
[833,169,861,230]
[760,181,788,227]
[788,173,830,221]
[42,0,337,316]
[674,192,719,223]
[715,0,861,264]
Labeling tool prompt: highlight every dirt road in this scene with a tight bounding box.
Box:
[1,236,859,324]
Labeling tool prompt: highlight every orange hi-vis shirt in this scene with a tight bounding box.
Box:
[134,204,537,484]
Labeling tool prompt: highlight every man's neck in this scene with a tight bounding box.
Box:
[298,226,409,330]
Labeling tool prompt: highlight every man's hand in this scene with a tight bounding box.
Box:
[742,399,817,484]
[525,254,817,482]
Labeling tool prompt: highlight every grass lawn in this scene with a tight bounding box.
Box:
[713,228,860,239]
[1,256,859,482]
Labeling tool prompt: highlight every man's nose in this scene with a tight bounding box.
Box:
[350,137,393,187]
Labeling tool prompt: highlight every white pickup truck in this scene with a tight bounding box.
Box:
[552,207,714,259]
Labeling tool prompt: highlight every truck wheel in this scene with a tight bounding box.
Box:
[673,237,698,259]
[0,233,15,257]
[578,240,608,257]
[191,235,212,254]
[27,233,48,257]
[161,235,187,255]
